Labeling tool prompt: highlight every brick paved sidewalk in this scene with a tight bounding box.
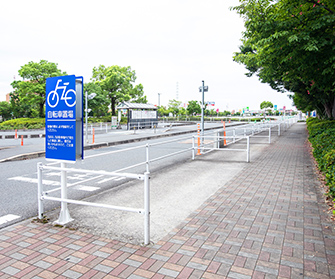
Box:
[1,122,335,278]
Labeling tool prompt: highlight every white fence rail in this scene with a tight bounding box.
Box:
[37,162,151,245]
[37,117,297,245]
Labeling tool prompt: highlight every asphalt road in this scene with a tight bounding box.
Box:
[0,121,279,233]
[0,134,193,229]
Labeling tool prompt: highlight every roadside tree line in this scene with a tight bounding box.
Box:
[0,60,231,122]
[0,60,146,121]
[232,0,335,119]
[0,60,288,123]
[157,99,232,117]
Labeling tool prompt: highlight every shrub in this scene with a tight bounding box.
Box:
[309,128,335,170]
[307,119,335,139]
[324,149,335,197]
[307,119,335,200]
[0,118,45,130]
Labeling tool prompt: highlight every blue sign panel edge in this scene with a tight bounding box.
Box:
[45,75,78,162]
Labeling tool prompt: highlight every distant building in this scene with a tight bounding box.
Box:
[5,93,11,103]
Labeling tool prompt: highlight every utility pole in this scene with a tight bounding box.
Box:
[158,93,162,107]
[199,81,208,147]
[85,91,96,143]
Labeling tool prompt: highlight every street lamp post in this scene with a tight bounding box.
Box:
[199,81,208,147]
[158,93,162,107]
[201,81,205,139]
[85,91,96,144]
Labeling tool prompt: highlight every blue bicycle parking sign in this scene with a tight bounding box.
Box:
[45,75,83,162]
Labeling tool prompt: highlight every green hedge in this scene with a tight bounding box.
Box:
[0,118,45,130]
[307,118,335,199]
[0,116,128,130]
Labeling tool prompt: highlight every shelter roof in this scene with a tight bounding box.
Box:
[117,102,157,110]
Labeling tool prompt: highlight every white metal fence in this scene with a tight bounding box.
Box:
[37,162,151,245]
[37,117,297,245]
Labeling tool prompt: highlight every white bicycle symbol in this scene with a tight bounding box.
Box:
[47,79,76,108]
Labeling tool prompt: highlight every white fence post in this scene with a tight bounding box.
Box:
[192,136,195,160]
[247,136,250,163]
[144,172,150,245]
[54,162,73,225]
[37,162,44,219]
[146,144,150,172]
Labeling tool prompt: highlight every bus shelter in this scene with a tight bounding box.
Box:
[117,102,158,130]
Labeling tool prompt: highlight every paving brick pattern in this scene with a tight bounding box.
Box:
[1,123,335,278]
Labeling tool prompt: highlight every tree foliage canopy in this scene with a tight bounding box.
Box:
[11,60,66,118]
[0,101,11,121]
[91,65,146,115]
[232,0,335,118]
[84,82,110,117]
[167,99,182,115]
[187,100,201,115]
[260,101,273,110]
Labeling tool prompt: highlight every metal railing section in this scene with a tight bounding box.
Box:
[36,117,297,245]
[37,162,151,245]
[81,118,297,173]
[193,135,251,162]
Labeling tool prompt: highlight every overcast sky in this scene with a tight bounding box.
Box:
[0,0,295,111]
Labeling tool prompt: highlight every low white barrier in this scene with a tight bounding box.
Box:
[36,117,297,245]
[37,162,151,245]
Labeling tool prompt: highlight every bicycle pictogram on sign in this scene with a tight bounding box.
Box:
[47,79,76,108]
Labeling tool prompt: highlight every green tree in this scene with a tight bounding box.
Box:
[232,0,335,119]
[221,110,231,116]
[9,91,38,118]
[179,107,186,116]
[11,60,66,118]
[0,101,11,121]
[157,106,167,117]
[92,65,146,115]
[84,82,110,117]
[167,99,182,116]
[130,84,148,104]
[187,100,201,116]
[260,101,273,110]
[209,109,216,116]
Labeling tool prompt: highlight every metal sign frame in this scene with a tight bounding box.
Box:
[45,75,83,162]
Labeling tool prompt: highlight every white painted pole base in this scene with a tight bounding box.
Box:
[54,162,73,225]
[54,209,73,225]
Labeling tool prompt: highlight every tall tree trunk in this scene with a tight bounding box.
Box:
[324,103,332,119]
[111,96,116,116]
[39,102,45,118]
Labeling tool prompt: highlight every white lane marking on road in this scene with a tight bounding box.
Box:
[8,174,106,188]
[8,176,59,186]
[75,186,100,192]
[115,177,125,181]
[97,177,116,184]
[98,176,125,183]
[0,214,20,225]
[44,172,61,177]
